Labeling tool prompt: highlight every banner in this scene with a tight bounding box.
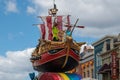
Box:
[111,51,118,79]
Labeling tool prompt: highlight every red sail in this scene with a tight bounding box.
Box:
[57,16,63,30]
[40,15,70,40]
[41,16,52,40]
[46,16,53,40]
[40,24,45,39]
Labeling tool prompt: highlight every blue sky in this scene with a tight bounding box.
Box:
[0,0,120,80]
[0,1,39,80]
[0,0,39,55]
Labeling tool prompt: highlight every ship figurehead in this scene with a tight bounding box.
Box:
[30,2,85,72]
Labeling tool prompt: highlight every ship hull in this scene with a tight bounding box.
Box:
[30,36,84,72]
[33,56,78,72]
[32,47,80,72]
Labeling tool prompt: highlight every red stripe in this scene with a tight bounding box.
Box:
[77,26,84,28]
[34,49,66,66]
[33,48,79,66]
[39,72,62,80]
[46,16,53,40]
[67,15,70,26]
[40,24,45,39]
[70,49,80,61]
[57,16,63,30]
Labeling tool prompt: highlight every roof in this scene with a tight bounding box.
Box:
[80,44,94,62]
[81,52,94,59]
[92,35,117,46]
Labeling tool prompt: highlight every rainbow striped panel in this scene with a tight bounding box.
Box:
[58,73,70,80]
[38,72,82,80]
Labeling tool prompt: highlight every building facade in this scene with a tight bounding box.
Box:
[92,34,120,80]
[77,45,94,78]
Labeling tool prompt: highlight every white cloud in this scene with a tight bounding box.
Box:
[19,32,24,36]
[0,48,35,80]
[27,6,36,14]
[8,33,14,40]
[5,0,18,13]
[8,32,25,40]
[29,0,120,38]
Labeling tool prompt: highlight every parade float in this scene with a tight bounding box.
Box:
[30,1,85,80]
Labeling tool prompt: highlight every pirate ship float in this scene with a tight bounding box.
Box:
[30,2,85,72]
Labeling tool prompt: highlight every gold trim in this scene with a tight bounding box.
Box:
[31,36,84,62]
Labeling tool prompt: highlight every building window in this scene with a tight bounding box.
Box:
[91,69,93,78]
[114,38,118,43]
[87,70,89,77]
[106,40,110,50]
[84,72,86,78]
[114,38,118,47]
[94,43,104,54]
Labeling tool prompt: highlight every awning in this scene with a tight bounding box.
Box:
[98,63,111,74]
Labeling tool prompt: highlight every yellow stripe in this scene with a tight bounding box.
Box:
[58,73,70,80]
